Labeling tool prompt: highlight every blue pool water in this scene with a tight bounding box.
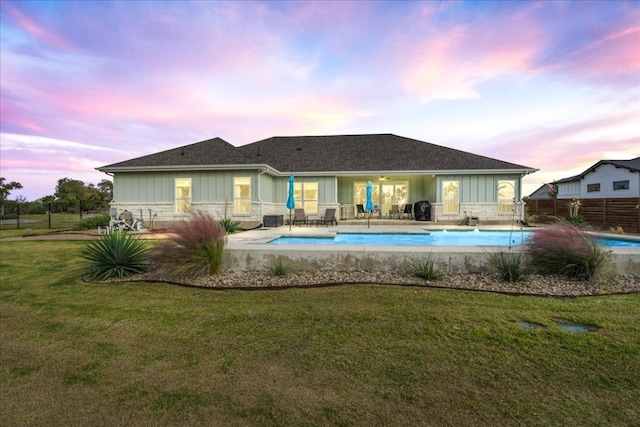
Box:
[269,230,640,247]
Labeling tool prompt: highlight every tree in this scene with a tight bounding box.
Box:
[97,179,113,204]
[55,178,85,203]
[52,177,112,212]
[0,177,23,202]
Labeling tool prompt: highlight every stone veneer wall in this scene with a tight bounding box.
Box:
[431,202,523,223]
[109,202,341,228]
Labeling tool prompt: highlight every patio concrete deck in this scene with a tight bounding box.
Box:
[225,223,640,275]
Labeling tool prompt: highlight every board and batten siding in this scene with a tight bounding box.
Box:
[273,176,337,204]
[113,170,264,203]
[436,174,522,202]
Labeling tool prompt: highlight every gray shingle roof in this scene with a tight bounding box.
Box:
[100,138,250,168]
[238,134,534,172]
[98,133,536,173]
[552,157,640,183]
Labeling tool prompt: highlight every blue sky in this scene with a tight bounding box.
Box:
[1,0,638,200]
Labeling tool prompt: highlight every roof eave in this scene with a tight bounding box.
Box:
[284,168,538,176]
[97,164,280,174]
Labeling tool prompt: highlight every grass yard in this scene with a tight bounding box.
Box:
[1,240,639,426]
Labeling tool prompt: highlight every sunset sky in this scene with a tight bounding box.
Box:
[1,0,638,201]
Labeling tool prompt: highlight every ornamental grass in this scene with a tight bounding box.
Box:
[526,224,613,282]
[150,210,226,278]
[486,250,530,283]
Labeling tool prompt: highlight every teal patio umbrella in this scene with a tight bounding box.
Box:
[365,180,375,228]
[286,175,295,230]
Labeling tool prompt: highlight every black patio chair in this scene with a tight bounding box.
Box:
[402,204,413,219]
[356,204,365,219]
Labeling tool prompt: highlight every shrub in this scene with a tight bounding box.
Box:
[267,256,295,277]
[220,218,243,235]
[406,256,443,281]
[561,215,586,228]
[486,250,530,282]
[523,213,535,225]
[527,224,613,282]
[80,231,148,281]
[609,225,625,234]
[150,210,226,278]
[74,213,110,231]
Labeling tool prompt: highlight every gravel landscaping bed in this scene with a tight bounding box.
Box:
[133,270,640,297]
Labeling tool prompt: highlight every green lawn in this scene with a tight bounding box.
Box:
[1,241,639,426]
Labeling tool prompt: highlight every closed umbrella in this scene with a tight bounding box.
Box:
[365,181,375,229]
[286,176,295,230]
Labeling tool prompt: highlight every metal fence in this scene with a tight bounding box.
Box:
[0,201,108,231]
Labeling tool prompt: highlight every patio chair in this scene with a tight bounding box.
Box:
[321,208,338,226]
[356,204,365,219]
[402,204,413,219]
[388,204,400,219]
[293,208,308,226]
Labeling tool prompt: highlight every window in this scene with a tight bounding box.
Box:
[442,181,459,214]
[175,178,192,213]
[234,177,251,214]
[497,180,516,213]
[587,183,600,192]
[354,182,408,214]
[613,180,629,190]
[294,182,318,214]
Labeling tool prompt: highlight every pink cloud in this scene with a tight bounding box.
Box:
[394,5,546,101]
[3,2,73,50]
[478,113,640,196]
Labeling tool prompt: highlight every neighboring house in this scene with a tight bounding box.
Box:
[525,157,640,232]
[551,157,640,199]
[527,183,558,200]
[97,134,538,226]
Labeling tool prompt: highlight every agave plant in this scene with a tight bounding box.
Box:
[486,250,530,282]
[266,256,295,277]
[406,256,443,281]
[220,218,243,235]
[81,231,148,281]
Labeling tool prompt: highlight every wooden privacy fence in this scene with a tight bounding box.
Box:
[525,197,640,233]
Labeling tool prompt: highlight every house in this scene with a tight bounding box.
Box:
[525,157,640,232]
[97,134,538,227]
[552,157,640,199]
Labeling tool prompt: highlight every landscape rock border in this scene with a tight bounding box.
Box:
[130,270,640,297]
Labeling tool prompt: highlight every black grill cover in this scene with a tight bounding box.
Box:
[414,201,431,221]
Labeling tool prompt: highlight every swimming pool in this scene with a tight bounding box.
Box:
[269,230,640,247]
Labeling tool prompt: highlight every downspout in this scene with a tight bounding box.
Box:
[519,173,526,223]
[335,176,339,217]
[258,167,268,223]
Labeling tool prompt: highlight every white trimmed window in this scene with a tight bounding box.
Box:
[442,181,459,214]
[498,180,516,213]
[234,177,251,214]
[175,178,192,213]
[294,182,318,214]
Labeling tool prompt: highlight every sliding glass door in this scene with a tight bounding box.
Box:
[354,181,408,215]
